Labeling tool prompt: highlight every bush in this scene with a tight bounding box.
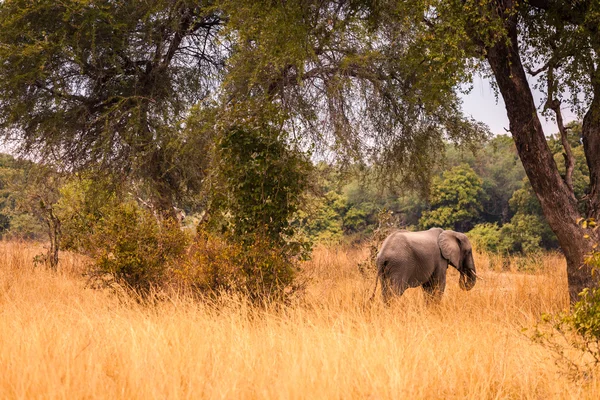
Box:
[174,230,242,295]
[203,124,311,301]
[180,227,303,302]
[469,217,546,256]
[468,223,507,254]
[84,202,189,294]
[55,178,117,251]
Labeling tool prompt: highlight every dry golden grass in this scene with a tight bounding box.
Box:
[0,241,598,399]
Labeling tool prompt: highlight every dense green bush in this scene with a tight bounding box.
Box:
[55,178,117,251]
[300,190,346,243]
[54,179,189,294]
[205,125,311,300]
[467,223,508,254]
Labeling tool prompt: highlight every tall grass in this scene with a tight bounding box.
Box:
[0,241,597,399]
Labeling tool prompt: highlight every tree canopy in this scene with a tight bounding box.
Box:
[0,0,223,210]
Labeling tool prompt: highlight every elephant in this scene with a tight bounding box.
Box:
[373,228,477,303]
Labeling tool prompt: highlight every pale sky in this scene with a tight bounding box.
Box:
[460,75,577,137]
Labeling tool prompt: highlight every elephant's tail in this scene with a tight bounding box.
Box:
[369,260,386,302]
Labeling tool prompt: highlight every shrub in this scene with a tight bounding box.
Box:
[203,125,311,301]
[55,178,117,251]
[84,202,189,295]
[468,223,507,254]
[180,227,303,302]
[469,218,545,256]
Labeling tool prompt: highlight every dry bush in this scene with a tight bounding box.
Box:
[2,241,599,399]
[177,229,304,302]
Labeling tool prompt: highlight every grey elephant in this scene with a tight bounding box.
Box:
[373,228,477,303]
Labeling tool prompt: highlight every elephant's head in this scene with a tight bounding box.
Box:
[438,230,477,291]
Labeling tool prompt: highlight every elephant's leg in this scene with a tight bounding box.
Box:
[381,277,393,306]
[381,275,407,305]
[422,274,446,303]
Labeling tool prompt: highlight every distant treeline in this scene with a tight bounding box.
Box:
[301,122,587,255]
[0,122,586,258]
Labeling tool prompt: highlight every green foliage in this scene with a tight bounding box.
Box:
[0,154,47,239]
[499,215,545,255]
[508,179,559,251]
[55,177,118,251]
[567,286,600,342]
[5,214,46,240]
[344,202,377,234]
[300,191,346,243]
[212,125,310,243]
[206,124,311,300]
[221,0,489,189]
[419,164,483,231]
[299,165,404,243]
[463,135,526,224]
[299,135,565,256]
[548,123,590,213]
[469,215,553,257]
[468,223,509,254]
[51,177,188,294]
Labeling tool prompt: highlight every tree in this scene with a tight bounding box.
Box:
[219,0,489,191]
[231,0,599,300]
[2,0,598,301]
[472,1,600,301]
[444,135,527,224]
[11,166,65,269]
[0,0,222,212]
[419,164,484,231]
[364,0,599,300]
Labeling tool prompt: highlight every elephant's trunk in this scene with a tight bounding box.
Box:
[459,255,476,291]
[459,270,476,291]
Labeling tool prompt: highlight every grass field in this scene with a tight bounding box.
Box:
[0,241,598,399]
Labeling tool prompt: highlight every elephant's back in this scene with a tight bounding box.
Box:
[377,229,441,265]
[376,231,411,264]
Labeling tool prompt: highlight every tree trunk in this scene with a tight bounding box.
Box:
[484,3,594,302]
[582,79,600,220]
[44,206,61,270]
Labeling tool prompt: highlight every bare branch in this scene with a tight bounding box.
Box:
[525,63,549,77]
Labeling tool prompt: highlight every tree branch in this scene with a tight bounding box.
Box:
[33,81,87,104]
[525,62,549,77]
[544,62,575,196]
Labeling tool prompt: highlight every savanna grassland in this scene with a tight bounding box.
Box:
[0,241,597,399]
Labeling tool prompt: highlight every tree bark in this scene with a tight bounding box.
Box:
[485,1,594,302]
[582,78,600,220]
[545,63,575,196]
[43,205,61,270]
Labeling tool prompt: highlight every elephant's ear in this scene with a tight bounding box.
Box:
[438,230,461,268]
